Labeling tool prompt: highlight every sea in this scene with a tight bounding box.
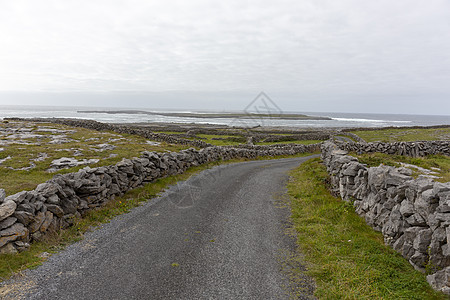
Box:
[0,105,449,129]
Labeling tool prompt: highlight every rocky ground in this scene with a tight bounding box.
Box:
[0,120,187,195]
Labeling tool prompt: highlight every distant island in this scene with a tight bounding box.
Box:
[77,110,332,121]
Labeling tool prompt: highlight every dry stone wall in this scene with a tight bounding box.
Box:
[6,118,212,148]
[321,141,450,294]
[0,143,320,255]
[336,140,450,157]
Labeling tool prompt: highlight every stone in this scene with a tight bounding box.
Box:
[17,203,35,214]
[14,240,30,252]
[46,194,60,205]
[0,217,17,230]
[409,251,427,270]
[427,267,450,295]
[5,191,27,204]
[0,200,17,222]
[14,211,34,226]
[0,189,5,203]
[399,200,414,217]
[40,211,54,232]
[0,223,28,247]
[35,182,60,197]
[29,211,45,233]
[413,228,432,252]
[45,204,64,218]
[0,243,17,254]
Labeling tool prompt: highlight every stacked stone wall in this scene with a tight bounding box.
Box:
[321,141,450,294]
[0,143,320,255]
[336,140,450,157]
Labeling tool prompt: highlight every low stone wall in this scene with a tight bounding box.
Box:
[321,141,450,294]
[0,143,319,255]
[6,118,213,148]
[336,140,450,157]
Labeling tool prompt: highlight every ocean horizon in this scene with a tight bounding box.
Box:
[1,105,449,129]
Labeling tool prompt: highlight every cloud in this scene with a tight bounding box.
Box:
[0,0,449,113]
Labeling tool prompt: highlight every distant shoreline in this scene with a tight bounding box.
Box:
[77,110,332,121]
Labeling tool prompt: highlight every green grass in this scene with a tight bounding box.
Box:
[0,152,316,281]
[353,152,450,183]
[287,158,446,299]
[256,140,323,146]
[351,128,450,143]
[0,121,188,195]
[194,134,244,146]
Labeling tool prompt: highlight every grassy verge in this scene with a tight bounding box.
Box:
[352,152,450,183]
[287,158,446,299]
[0,152,316,281]
[350,127,450,142]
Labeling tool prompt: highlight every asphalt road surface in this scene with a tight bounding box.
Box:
[1,156,317,300]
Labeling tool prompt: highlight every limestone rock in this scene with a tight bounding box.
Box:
[0,200,17,222]
[0,189,5,203]
[14,211,34,226]
[0,217,17,230]
[0,243,17,254]
[0,223,28,247]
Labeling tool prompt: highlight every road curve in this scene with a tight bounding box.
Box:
[1,156,317,300]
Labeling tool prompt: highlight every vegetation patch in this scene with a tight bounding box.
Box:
[0,121,189,195]
[351,127,450,142]
[352,152,450,183]
[287,158,446,299]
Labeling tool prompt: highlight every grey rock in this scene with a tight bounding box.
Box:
[399,200,414,217]
[0,243,17,254]
[29,211,45,233]
[0,200,17,221]
[0,189,5,203]
[45,204,64,218]
[36,183,59,197]
[40,211,54,233]
[14,240,30,252]
[46,194,60,205]
[0,217,17,230]
[17,203,35,214]
[427,266,450,295]
[413,228,432,252]
[14,211,34,226]
[0,223,28,248]
[5,191,27,204]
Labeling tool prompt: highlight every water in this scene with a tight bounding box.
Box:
[0,105,449,128]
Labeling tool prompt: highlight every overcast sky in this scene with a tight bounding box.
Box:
[0,0,449,114]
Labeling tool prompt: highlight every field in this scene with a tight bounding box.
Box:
[0,121,188,195]
[350,127,450,142]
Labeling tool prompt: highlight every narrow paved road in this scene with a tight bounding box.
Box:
[1,156,316,300]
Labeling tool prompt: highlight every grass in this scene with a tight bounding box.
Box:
[0,121,188,195]
[352,152,450,183]
[256,140,323,146]
[0,151,316,281]
[351,127,450,143]
[287,158,446,299]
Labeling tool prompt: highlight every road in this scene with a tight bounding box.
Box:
[1,156,316,300]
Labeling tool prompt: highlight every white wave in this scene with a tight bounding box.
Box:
[332,118,411,123]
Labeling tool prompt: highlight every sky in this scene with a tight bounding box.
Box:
[0,0,449,114]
